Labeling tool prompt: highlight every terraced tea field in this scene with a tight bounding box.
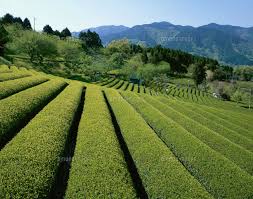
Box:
[0,65,253,198]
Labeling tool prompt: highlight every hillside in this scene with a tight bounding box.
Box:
[72,25,129,38]
[77,22,253,65]
[0,65,253,198]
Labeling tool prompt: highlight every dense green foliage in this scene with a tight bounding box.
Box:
[43,25,54,35]
[234,66,253,81]
[99,21,253,65]
[42,24,72,39]
[192,63,206,86]
[22,18,32,30]
[0,83,83,198]
[79,30,102,50]
[0,24,9,55]
[0,13,32,30]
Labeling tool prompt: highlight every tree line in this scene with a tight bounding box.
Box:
[0,13,32,30]
[42,25,71,39]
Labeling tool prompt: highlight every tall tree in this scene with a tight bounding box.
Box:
[13,17,23,26]
[1,13,14,24]
[0,24,9,55]
[192,63,206,86]
[61,28,71,38]
[79,30,102,50]
[43,25,54,35]
[53,30,62,37]
[141,50,148,64]
[23,18,32,30]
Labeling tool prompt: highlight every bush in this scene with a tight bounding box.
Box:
[0,56,11,65]
[6,28,58,62]
[231,89,243,103]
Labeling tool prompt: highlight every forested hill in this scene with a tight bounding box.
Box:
[76,22,253,65]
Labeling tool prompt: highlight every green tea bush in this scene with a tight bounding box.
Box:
[120,81,129,90]
[141,94,253,175]
[0,76,48,99]
[66,86,136,198]
[0,72,31,81]
[158,96,253,152]
[121,91,253,199]
[105,89,212,198]
[0,83,83,198]
[106,78,120,88]
[0,80,66,147]
[0,65,11,73]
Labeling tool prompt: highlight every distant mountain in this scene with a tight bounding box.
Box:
[74,22,253,65]
[72,25,129,38]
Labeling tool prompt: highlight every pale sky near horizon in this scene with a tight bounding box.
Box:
[0,0,252,31]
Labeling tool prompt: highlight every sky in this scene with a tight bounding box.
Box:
[0,0,252,31]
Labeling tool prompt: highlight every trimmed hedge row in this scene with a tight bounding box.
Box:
[114,80,124,89]
[100,78,115,86]
[9,65,20,72]
[139,86,145,94]
[66,86,136,198]
[121,91,253,199]
[0,83,83,198]
[127,83,134,91]
[159,96,253,152]
[0,80,67,147]
[0,72,31,82]
[164,84,215,105]
[145,87,151,95]
[0,76,49,100]
[106,79,120,88]
[203,106,253,131]
[0,65,11,73]
[95,78,108,84]
[180,101,253,141]
[141,94,253,175]
[222,109,253,122]
[29,69,41,75]
[134,84,139,93]
[120,81,129,91]
[19,67,33,75]
[105,89,212,198]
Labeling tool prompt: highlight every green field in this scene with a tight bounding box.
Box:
[0,65,253,199]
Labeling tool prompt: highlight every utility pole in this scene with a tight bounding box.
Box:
[250,88,252,110]
[33,17,36,31]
